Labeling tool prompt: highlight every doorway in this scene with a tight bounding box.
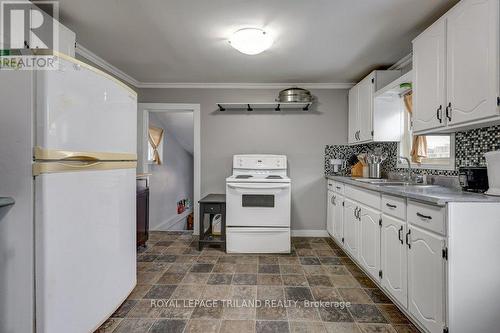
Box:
[138,103,201,235]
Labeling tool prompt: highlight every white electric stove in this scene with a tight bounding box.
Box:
[225,154,291,253]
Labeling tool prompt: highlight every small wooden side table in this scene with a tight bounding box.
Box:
[198,194,226,251]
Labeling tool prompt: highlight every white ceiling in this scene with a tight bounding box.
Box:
[59,0,458,84]
[154,112,194,154]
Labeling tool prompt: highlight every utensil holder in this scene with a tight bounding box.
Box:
[368,163,382,179]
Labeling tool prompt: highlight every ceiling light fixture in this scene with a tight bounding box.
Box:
[228,28,273,55]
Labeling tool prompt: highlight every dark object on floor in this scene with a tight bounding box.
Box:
[198,194,226,251]
[187,213,194,230]
[136,183,149,247]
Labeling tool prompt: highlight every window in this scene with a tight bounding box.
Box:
[147,126,164,164]
[398,95,455,170]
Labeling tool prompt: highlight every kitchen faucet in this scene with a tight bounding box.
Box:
[399,156,412,181]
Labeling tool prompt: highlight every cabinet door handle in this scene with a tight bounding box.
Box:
[331,195,336,205]
[416,212,432,220]
[386,203,397,209]
[354,207,358,218]
[398,226,404,244]
[357,207,362,220]
[436,105,442,123]
[406,229,411,249]
[446,102,452,121]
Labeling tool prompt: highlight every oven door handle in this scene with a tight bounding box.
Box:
[227,183,290,190]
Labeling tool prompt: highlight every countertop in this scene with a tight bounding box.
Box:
[0,197,15,208]
[326,176,500,206]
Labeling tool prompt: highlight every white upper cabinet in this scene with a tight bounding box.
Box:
[413,19,447,132]
[348,85,359,144]
[358,75,374,142]
[348,70,401,144]
[413,0,500,133]
[446,0,500,126]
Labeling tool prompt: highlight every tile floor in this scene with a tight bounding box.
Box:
[95,232,421,333]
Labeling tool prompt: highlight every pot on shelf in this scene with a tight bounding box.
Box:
[277,87,313,103]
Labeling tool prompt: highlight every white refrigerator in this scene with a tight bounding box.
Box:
[0,54,137,333]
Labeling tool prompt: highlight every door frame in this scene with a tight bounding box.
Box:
[138,103,201,235]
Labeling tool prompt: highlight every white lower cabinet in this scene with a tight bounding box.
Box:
[358,204,381,280]
[381,214,408,308]
[343,198,358,258]
[327,180,500,333]
[408,225,445,333]
[326,190,334,237]
[333,194,344,244]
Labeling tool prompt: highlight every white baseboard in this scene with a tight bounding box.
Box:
[151,209,192,231]
[291,229,329,237]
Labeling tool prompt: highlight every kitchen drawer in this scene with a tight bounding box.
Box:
[204,204,221,214]
[327,179,335,191]
[333,182,344,194]
[345,185,380,210]
[226,227,290,253]
[407,200,445,235]
[327,179,344,194]
[382,194,406,220]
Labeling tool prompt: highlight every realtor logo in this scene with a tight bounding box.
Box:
[1,1,59,70]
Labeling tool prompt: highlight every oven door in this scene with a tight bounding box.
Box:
[226,182,291,227]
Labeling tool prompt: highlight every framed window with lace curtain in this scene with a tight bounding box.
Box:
[398,92,455,170]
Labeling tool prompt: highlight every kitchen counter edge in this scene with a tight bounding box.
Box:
[325,176,500,206]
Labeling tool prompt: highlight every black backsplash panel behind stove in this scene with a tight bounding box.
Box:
[325,124,500,177]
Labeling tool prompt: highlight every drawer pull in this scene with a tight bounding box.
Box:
[398,226,403,244]
[416,212,432,220]
[336,186,342,190]
[386,203,397,209]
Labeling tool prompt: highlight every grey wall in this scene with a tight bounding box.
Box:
[139,88,348,231]
[148,113,194,230]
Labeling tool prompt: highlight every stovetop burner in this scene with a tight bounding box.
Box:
[266,175,283,179]
[236,175,253,179]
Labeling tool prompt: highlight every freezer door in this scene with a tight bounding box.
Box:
[36,55,137,156]
[35,167,136,333]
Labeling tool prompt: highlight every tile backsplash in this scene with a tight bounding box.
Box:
[325,124,500,177]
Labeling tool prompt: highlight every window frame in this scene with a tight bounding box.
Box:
[397,133,456,170]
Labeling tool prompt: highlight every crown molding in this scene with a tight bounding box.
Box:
[76,45,354,90]
[75,43,140,87]
[135,82,355,89]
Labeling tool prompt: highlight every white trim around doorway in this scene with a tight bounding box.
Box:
[138,103,201,235]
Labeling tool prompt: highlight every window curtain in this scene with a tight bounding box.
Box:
[404,93,428,164]
[148,126,164,165]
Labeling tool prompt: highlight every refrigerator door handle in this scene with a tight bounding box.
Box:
[34,146,137,162]
[33,161,137,176]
